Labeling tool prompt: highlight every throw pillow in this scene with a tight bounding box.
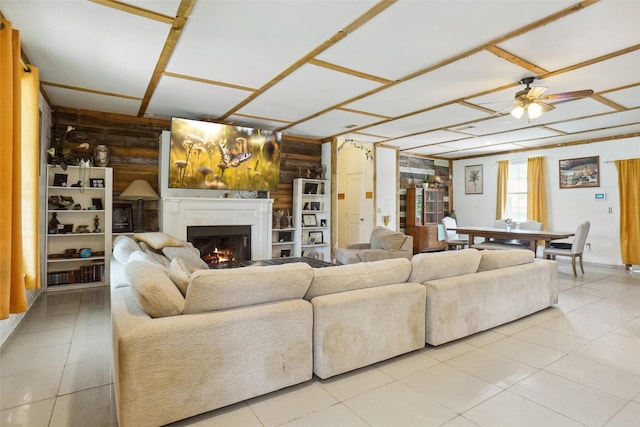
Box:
[477,249,534,272]
[128,250,169,270]
[134,232,186,250]
[168,258,190,296]
[112,235,141,264]
[125,260,184,318]
[138,242,171,268]
[369,227,406,250]
[161,244,199,261]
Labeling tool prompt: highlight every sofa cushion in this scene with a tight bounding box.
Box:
[369,227,406,250]
[305,258,412,300]
[112,235,141,264]
[128,250,169,269]
[168,258,190,296]
[136,242,171,269]
[183,262,313,314]
[409,249,481,283]
[478,249,534,272]
[125,260,184,318]
[134,232,186,250]
[161,243,199,261]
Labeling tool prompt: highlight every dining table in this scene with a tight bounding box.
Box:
[449,226,575,253]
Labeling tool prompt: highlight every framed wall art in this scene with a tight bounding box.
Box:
[302,214,317,227]
[465,165,483,194]
[112,203,133,233]
[559,156,600,188]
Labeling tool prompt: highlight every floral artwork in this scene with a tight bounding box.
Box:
[465,165,483,194]
[169,118,281,191]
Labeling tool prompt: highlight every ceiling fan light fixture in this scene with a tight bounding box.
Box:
[528,102,542,120]
[511,105,524,119]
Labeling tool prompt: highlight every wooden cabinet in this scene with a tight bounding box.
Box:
[45,165,112,290]
[293,178,330,262]
[405,187,446,252]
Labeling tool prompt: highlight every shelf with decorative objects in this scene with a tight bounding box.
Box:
[45,165,112,290]
[292,178,331,262]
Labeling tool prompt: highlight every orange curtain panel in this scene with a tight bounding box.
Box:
[615,159,640,266]
[495,160,508,220]
[527,156,548,230]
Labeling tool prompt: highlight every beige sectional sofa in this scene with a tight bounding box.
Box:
[110,233,558,426]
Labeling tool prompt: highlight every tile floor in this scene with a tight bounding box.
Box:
[1,263,639,427]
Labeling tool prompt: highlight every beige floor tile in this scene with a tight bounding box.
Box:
[17,313,77,334]
[49,384,117,427]
[344,380,456,427]
[0,343,69,378]
[604,401,640,427]
[464,390,583,427]
[282,403,370,427]
[512,326,589,353]
[545,354,640,400]
[510,371,627,426]
[0,398,55,427]
[319,365,394,401]
[447,348,536,388]
[574,340,640,376]
[482,336,565,369]
[376,351,440,379]
[440,416,480,427]
[491,309,560,336]
[167,402,262,427]
[537,315,614,341]
[0,365,64,410]
[423,341,476,362]
[401,363,501,413]
[3,327,74,353]
[464,330,507,347]
[554,290,602,313]
[66,337,113,364]
[248,382,337,427]
[59,356,113,395]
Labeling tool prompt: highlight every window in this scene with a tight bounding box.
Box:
[506,160,527,222]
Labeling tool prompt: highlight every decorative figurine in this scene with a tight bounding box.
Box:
[93,215,101,233]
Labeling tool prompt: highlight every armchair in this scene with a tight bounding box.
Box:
[335,227,413,265]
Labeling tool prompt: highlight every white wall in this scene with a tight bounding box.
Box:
[452,137,640,266]
[375,146,398,230]
[1,93,50,349]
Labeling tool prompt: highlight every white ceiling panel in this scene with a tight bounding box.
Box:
[465,127,560,146]
[402,143,459,156]
[237,64,382,122]
[123,0,180,16]
[603,86,640,109]
[386,130,471,150]
[316,0,574,81]
[498,1,640,72]
[285,109,383,140]
[146,75,253,120]
[345,51,527,117]
[3,1,169,98]
[166,0,378,88]
[546,109,640,134]
[43,86,141,117]
[515,123,640,148]
[364,104,489,138]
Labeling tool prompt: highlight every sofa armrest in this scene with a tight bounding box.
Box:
[358,248,413,262]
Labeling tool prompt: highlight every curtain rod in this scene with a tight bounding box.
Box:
[19,58,31,73]
[603,158,638,164]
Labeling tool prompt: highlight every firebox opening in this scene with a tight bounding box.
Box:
[187,225,251,268]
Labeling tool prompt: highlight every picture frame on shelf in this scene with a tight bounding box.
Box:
[310,201,321,210]
[113,203,133,233]
[280,249,291,258]
[308,231,323,244]
[303,182,318,195]
[302,214,317,227]
[278,231,291,242]
[91,198,103,210]
[320,219,327,227]
[60,224,74,234]
[53,173,68,187]
[90,178,105,188]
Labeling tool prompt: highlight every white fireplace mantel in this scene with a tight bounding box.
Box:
[160,197,273,260]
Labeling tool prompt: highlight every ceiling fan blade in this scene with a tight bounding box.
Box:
[526,86,547,99]
[536,101,555,112]
[540,89,594,100]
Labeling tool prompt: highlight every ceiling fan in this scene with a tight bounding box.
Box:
[509,76,594,120]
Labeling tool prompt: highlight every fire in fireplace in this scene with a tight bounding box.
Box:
[187,225,251,268]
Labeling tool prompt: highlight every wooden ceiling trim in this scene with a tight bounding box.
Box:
[458,101,499,114]
[137,0,196,117]
[89,0,174,24]
[230,112,291,125]
[162,71,256,92]
[484,45,548,75]
[55,106,171,127]
[540,44,640,80]
[42,81,142,101]
[591,94,627,111]
[219,0,396,122]
[598,82,640,95]
[308,58,392,84]
[336,107,392,119]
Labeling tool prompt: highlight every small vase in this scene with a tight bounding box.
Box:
[93,145,110,167]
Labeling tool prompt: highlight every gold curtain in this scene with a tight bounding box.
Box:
[527,156,548,230]
[0,17,40,320]
[615,159,640,265]
[495,160,508,219]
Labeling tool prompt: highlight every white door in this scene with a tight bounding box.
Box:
[346,173,366,245]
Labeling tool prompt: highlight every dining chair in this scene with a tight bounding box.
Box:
[441,216,468,250]
[518,220,542,230]
[543,221,591,276]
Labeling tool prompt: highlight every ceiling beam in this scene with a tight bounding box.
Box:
[89,0,174,24]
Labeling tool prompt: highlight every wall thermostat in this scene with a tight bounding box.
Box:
[595,193,606,200]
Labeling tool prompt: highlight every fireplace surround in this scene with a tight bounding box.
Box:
[160,197,273,261]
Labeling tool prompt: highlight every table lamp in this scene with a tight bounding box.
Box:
[119,179,159,232]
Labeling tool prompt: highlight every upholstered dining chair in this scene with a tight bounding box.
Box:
[543,221,591,276]
[441,216,468,250]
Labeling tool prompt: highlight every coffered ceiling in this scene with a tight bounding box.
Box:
[2,0,639,159]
